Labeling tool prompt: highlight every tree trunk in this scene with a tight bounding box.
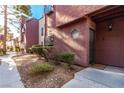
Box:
[3,5,7,53]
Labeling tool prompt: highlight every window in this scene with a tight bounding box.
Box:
[41,27,44,36]
[71,29,80,39]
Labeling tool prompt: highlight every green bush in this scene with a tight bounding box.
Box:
[21,48,24,51]
[31,45,54,61]
[27,48,33,54]
[31,45,43,59]
[32,44,42,48]
[15,46,20,52]
[10,47,13,51]
[0,48,6,55]
[54,52,75,67]
[29,63,54,75]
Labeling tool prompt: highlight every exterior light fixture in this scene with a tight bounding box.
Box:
[71,29,80,39]
[108,20,112,31]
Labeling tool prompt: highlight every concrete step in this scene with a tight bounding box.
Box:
[104,66,124,74]
[62,78,108,88]
[75,67,124,88]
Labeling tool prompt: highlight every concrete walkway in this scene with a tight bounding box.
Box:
[62,67,124,88]
[0,52,24,88]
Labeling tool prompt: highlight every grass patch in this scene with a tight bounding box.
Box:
[29,63,54,75]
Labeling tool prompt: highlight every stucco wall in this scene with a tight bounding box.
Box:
[46,12,56,36]
[55,5,105,26]
[54,19,90,66]
[26,18,39,48]
[96,16,124,67]
[39,17,45,45]
[46,11,91,66]
[46,5,102,66]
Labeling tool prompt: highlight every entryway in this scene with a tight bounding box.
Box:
[89,28,95,64]
[89,6,124,67]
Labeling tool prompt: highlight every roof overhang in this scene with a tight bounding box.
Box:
[88,5,124,22]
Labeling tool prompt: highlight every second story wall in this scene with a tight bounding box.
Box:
[47,11,56,36]
[55,5,106,26]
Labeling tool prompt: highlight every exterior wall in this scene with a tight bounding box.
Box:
[55,5,105,26]
[46,5,100,66]
[96,16,124,67]
[46,12,56,36]
[26,18,39,48]
[39,17,45,45]
[46,6,98,66]
[54,19,90,66]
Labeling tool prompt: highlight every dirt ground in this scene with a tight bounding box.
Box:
[12,54,83,88]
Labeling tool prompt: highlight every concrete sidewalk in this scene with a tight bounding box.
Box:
[0,52,24,88]
[62,67,124,88]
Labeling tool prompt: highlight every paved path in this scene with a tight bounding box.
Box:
[0,52,24,88]
[62,67,124,88]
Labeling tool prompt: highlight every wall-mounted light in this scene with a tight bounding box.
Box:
[108,20,112,31]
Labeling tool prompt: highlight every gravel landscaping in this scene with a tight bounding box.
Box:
[12,54,83,88]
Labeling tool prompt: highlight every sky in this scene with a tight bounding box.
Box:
[31,5,44,19]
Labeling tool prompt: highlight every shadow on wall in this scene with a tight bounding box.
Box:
[53,30,88,66]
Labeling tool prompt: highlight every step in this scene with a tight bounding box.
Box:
[62,78,107,88]
[104,66,124,74]
[75,67,124,88]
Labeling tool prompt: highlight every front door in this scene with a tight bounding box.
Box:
[89,29,95,64]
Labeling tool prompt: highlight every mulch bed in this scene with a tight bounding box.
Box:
[12,54,83,88]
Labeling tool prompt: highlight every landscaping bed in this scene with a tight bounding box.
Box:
[12,54,83,88]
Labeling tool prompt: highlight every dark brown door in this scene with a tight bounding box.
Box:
[89,29,95,64]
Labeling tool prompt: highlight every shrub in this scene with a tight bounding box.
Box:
[10,47,13,51]
[29,63,54,75]
[52,53,62,65]
[31,45,54,61]
[15,46,20,52]
[32,44,42,48]
[54,52,75,67]
[21,48,24,51]
[0,48,6,55]
[27,48,33,54]
[31,45,43,59]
